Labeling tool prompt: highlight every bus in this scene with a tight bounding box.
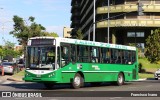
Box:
[23,37,138,89]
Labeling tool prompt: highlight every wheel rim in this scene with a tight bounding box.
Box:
[118,75,123,84]
[74,76,81,86]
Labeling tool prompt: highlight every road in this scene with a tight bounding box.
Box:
[0,75,160,100]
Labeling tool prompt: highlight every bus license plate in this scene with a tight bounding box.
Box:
[37,75,41,77]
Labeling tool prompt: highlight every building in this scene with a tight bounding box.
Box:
[71,0,160,50]
[63,27,72,38]
[14,45,23,51]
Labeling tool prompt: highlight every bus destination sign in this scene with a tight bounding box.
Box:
[31,39,54,46]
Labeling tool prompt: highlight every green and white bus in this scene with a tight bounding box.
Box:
[23,37,138,89]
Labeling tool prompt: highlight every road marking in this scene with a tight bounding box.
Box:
[15,98,25,100]
[110,97,122,100]
[128,87,137,89]
[145,85,153,87]
[16,82,25,84]
[2,81,13,84]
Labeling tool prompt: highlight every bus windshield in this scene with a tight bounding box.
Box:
[27,46,56,69]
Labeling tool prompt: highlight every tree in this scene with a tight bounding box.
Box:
[0,41,20,61]
[10,15,46,47]
[145,28,160,63]
[45,32,59,37]
[76,29,83,40]
[4,41,15,50]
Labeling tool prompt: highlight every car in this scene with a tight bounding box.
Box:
[154,69,160,80]
[17,59,25,71]
[0,62,19,75]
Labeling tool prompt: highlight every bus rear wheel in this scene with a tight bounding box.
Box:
[72,73,83,89]
[117,73,124,86]
[44,83,54,89]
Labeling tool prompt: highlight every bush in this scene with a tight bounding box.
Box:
[138,63,146,73]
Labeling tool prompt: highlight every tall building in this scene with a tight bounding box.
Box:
[63,27,72,38]
[71,0,160,50]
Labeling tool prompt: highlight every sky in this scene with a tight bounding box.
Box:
[0,0,71,45]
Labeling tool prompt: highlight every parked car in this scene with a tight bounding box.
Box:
[17,59,25,70]
[154,69,160,80]
[0,62,19,75]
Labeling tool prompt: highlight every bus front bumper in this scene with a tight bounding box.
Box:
[23,77,59,83]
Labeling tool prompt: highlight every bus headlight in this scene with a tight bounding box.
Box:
[25,73,30,77]
[48,73,54,77]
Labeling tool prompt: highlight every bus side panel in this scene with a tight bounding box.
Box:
[57,63,138,83]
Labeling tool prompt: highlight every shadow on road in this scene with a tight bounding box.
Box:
[1,82,134,90]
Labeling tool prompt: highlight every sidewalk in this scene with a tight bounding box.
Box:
[0,74,24,82]
[7,75,24,82]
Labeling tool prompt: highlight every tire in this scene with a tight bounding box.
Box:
[72,73,84,89]
[155,78,158,80]
[117,73,124,86]
[44,83,54,89]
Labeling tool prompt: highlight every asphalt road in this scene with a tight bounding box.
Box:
[0,76,160,100]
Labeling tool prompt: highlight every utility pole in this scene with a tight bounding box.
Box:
[93,0,96,41]
[107,0,110,43]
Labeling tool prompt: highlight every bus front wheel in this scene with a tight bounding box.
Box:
[117,73,124,86]
[72,73,83,89]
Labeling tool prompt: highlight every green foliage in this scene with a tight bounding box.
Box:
[45,32,59,37]
[76,29,83,40]
[0,48,4,57]
[4,41,15,50]
[10,15,46,46]
[0,41,21,60]
[145,28,160,63]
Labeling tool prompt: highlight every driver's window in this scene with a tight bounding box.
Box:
[46,47,55,64]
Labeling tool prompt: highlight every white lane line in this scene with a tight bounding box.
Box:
[1,81,13,84]
[145,85,153,87]
[110,97,122,100]
[128,87,137,89]
[16,82,25,84]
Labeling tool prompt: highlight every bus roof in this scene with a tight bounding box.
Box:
[28,37,136,51]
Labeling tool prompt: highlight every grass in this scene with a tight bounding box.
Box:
[138,58,160,69]
[138,58,160,78]
[13,70,25,78]
[139,73,154,79]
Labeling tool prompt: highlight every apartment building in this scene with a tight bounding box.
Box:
[63,27,72,38]
[71,0,160,50]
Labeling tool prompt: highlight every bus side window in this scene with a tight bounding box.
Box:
[123,50,128,64]
[128,51,132,64]
[91,47,99,63]
[71,45,76,63]
[111,49,118,64]
[117,50,122,64]
[132,51,136,63]
[102,48,110,63]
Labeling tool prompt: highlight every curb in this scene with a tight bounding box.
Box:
[131,78,147,82]
[7,78,23,82]
[138,78,147,81]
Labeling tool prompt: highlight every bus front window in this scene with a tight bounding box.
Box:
[27,46,56,69]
